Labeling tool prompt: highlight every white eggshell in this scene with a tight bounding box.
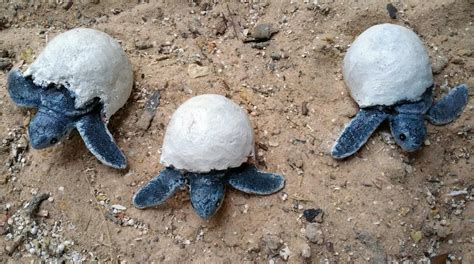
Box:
[343,23,433,107]
[24,28,133,119]
[161,94,255,173]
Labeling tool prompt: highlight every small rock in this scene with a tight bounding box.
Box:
[435,225,451,239]
[430,253,449,264]
[410,230,423,243]
[136,89,161,131]
[301,243,311,258]
[0,174,8,185]
[386,3,398,19]
[214,16,227,35]
[61,0,73,10]
[188,64,210,78]
[270,52,282,61]
[111,204,127,211]
[431,55,448,74]
[301,102,309,116]
[0,49,8,58]
[261,233,282,254]
[0,16,9,30]
[451,57,464,65]
[135,40,153,50]
[303,208,324,223]
[0,57,12,70]
[251,24,278,41]
[279,245,291,261]
[304,223,323,244]
[457,48,472,57]
[268,140,279,147]
[340,101,358,118]
[57,243,65,254]
[37,210,49,217]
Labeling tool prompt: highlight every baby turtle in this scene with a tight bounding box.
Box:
[7,28,133,168]
[332,24,468,159]
[133,94,285,219]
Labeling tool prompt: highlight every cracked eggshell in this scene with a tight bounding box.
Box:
[24,28,133,119]
[343,23,433,108]
[160,94,255,173]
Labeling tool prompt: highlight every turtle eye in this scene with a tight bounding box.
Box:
[399,134,406,141]
[50,138,58,145]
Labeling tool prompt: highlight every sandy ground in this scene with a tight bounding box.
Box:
[0,0,473,263]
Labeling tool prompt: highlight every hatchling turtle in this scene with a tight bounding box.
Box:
[7,28,133,168]
[133,94,285,219]
[331,23,469,159]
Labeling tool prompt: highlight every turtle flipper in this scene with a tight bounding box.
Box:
[132,168,185,209]
[75,111,127,169]
[227,164,285,195]
[331,109,389,159]
[7,69,41,107]
[189,172,226,219]
[426,84,469,125]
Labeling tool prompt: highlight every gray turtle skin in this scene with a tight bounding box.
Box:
[133,164,285,219]
[332,84,469,159]
[8,69,126,169]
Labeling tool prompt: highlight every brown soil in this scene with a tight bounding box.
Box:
[0,0,473,263]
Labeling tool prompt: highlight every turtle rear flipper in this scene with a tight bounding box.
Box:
[133,168,185,209]
[7,69,41,107]
[426,84,469,125]
[227,164,285,195]
[189,172,226,219]
[331,109,389,159]
[75,111,127,169]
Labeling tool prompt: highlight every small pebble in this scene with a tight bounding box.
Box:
[301,243,311,258]
[270,52,281,60]
[57,243,65,254]
[304,223,323,244]
[0,57,12,70]
[188,64,210,78]
[303,208,323,223]
[431,55,448,74]
[261,233,282,254]
[386,3,397,19]
[251,23,277,40]
[279,245,291,260]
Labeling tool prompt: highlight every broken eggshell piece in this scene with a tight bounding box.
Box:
[24,28,133,120]
[160,94,255,173]
[343,23,433,108]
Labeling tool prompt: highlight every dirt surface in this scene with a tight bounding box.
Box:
[1,0,473,263]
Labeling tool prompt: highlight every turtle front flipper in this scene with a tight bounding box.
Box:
[188,172,226,219]
[132,168,185,209]
[75,111,127,169]
[227,164,285,195]
[426,84,469,125]
[7,69,41,107]
[331,108,389,159]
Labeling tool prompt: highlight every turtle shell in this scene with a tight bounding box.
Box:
[160,94,255,173]
[343,23,433,108]
[24,28,133,119]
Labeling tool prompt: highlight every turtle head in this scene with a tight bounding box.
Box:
[28,109,72,149]
[389,113,426,152]
[189,172,226,220]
